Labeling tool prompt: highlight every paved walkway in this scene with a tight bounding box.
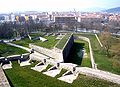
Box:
[76,67,120,85]
[95,34,103,47]
[0,67,11,87]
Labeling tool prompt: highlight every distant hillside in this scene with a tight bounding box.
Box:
[80,7,105,12]
[105,7,120,13]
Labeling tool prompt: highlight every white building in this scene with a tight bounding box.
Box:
[10,14,15,22]
[30,15,37,20]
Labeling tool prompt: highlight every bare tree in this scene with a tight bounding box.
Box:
[100,32,113,57]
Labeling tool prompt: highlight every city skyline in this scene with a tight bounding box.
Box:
[0,0,120,13]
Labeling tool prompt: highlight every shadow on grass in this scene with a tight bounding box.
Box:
[64,42,85,65]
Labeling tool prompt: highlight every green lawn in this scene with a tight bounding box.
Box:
[4,61,120,87]
[76,33,120,75]
[56,33,72,49]
[13,36,58,49]
[0,43,27,57]
[12,38,31,47]
[34,36,58,49]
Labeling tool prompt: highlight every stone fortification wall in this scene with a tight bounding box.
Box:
[0,53,29,63]
[29,44,63,62]
[29,34,74,62]
[62,34,74,61]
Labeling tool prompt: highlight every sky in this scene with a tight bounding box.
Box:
[0,0,120,13]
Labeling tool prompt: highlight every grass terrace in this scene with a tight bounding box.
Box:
[56,33,72,49]
[13,34,59,49]
[34,36,58,49]
[0,43,27,57]
[4,61,120,87]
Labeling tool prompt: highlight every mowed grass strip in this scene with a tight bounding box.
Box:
[34,36,58,49]
[4,61,120,87]
[56,33,72,49]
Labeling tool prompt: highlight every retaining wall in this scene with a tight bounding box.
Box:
[76,67,120,85]
[30,52,49,61]
[62,34,74,61]
[29,44,63,62]
[0,53,30,63]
